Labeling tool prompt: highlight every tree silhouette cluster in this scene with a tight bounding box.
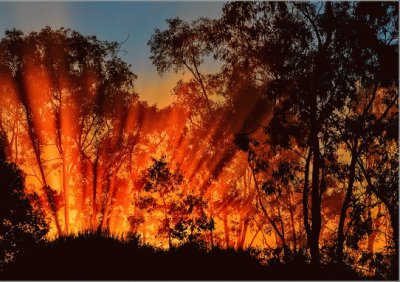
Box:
[131,156,214,248]
[148,1,398,278]
[0,134,48,270]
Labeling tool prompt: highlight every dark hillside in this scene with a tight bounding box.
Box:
[1,232,364,280]
[1,233,266,280]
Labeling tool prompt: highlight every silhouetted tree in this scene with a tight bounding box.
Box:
[171,194,214,245]
[355,106,399,279]
[0,27,139,233]
[135,156,183,248]
[149,2,398,272]
[329,2,398,266]
[133,156,215,248]
[149,17,216,113]
[0,133,48,269]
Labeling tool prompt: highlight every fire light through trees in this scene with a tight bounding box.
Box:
[0,2,398,280]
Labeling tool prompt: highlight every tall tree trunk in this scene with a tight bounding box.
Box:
[289,205,297,251]
[237,213,243,249]
[336,148,357,263]
[209,189,214,249]
[99,173,113,230]
[50,60,71,235]
[303,149,312,250]
[62,161,70,233]
[92,155,99,229]
[285,179,297,251]
[15,72,62,236]
[223,212,230,248]
[14,115,18,163]
[239,216,249,249]
[160,193,173,249]
[309,111,321,267]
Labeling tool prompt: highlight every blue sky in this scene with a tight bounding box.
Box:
[0,2,224,107]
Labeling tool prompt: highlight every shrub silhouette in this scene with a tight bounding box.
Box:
[1,231,365,280]
[0,135,48,270]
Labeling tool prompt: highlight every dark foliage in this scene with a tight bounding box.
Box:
[0,135,48,270]
[0,232,366,280]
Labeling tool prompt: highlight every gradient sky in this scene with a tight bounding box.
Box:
[0,1,224,107]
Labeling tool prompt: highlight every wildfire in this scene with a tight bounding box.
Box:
[0,28,392,256]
